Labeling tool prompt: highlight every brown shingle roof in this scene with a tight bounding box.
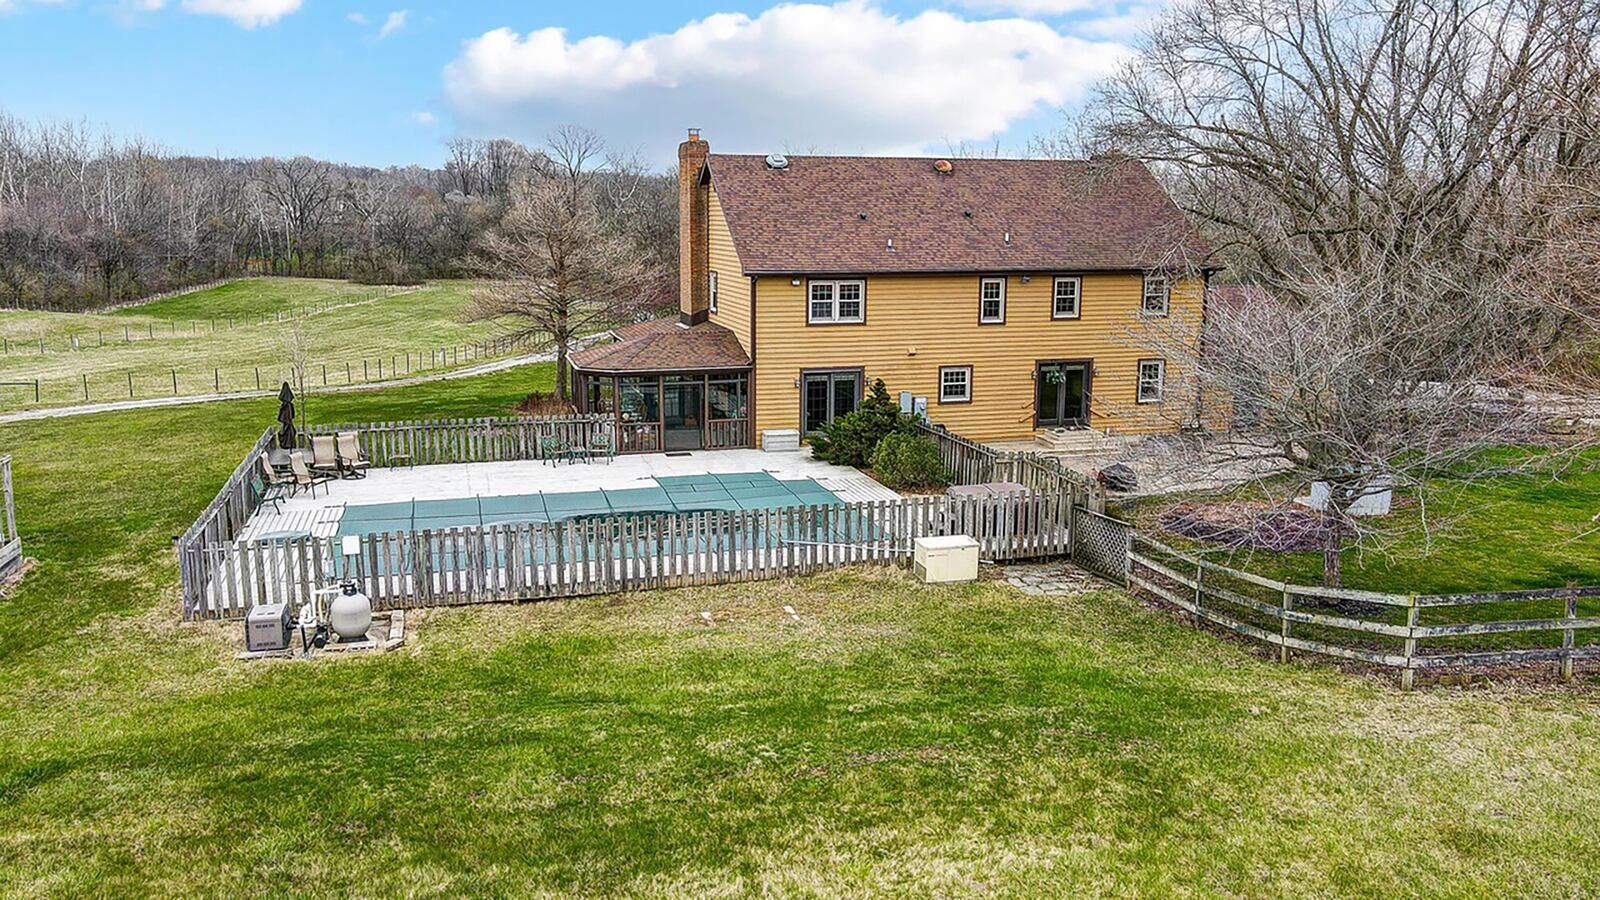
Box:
[706,154,1209,275]
[569,318,751,374]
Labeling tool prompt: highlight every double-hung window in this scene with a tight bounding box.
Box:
[978,277,1006,324]
[1141,274,1170,316]
[708,271,719,314]
[1137,359,1165,403]
[1052,276,1081,319]
[939,366,972,403]
[807,279,865,324]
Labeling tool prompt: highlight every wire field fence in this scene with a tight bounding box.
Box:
[185,491,1098,620]
[1127,534,1600,687]
[0,332,537,408]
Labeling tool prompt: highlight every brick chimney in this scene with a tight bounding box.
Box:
[678,128,710,326]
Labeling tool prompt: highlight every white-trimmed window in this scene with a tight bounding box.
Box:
[807,279,865,324]
[1142,274,1170,316]
[979,277,1006,324]
[939,366,972,403]
[1052,276,1081,319]
[708,270,719,314]
[1137,358,1166,403]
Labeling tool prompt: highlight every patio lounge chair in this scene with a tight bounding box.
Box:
[288,450,335,497]
[309,435,343,478]
[256,455,293,511]
[335,431,371,478]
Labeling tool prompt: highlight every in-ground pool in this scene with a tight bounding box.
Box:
[333,471,846,539]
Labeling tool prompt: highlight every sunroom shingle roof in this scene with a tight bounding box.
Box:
[569,318,751,374]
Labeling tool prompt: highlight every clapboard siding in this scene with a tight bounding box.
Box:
[706,185,752,353]
[750,271,1202,442]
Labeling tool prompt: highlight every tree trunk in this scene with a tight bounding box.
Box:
[554,337,570,400]
[1321,506,1344,588]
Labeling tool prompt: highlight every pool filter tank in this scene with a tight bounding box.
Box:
[328,580,372,642]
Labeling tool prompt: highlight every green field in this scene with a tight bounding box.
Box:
[2,364,1600,895]
[0,278,518,409]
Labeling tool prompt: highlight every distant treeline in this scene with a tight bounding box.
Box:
[0,112,678,310]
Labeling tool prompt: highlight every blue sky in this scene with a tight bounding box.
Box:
[0,0,1161,168]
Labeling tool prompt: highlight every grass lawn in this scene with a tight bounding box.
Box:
[2,369,1600,895]
[0,279,514,409]
[1112,457,1600,596]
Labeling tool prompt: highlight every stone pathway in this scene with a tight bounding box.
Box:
[1002,562,1107,596]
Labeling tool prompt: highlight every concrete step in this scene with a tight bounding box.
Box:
[1033,428,1114,455]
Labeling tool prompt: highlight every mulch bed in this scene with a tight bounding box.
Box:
[1158,500,1347,553]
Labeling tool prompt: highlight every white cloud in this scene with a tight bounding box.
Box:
[179,0,301,28]
[0,0,68,14]
[412,111,438,126]
[1074,4,1163,38]
[954,0,1105,13]
[377,9,407,39]
[118,0,301,27]
[348,11,368,25]
[442,1,1128,161]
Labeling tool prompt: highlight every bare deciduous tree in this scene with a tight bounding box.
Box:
[1079,0,1600,584]
[465,127,663,400]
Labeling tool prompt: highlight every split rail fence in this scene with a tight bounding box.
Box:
[1127,534,1600,687]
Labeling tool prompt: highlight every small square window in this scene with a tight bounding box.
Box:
[1052,276,1081,319]
[708,271,719,314]
[979,277,1006,324]
[1137,359,1165,403]
[1142,274,1170,316]
[939,366,972,403]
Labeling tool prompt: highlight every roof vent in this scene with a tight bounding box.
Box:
[933,159,954,175]
[765,153,789,170]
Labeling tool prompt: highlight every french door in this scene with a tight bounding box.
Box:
[802,370,861,434]
[1036,361,1090,428]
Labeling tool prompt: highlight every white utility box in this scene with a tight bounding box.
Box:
[913,535,980,583]
[761,429,801,452]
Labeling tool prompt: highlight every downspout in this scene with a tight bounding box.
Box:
[749,275,759,448]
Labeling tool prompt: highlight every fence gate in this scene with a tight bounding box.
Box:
[1072,507,1132,583]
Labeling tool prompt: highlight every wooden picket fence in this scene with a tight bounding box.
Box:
[0,456,20,579]
[305,415,612,467]
[915,421,1105,512]
[186,490,1080,619]
[1128,534,1600,688]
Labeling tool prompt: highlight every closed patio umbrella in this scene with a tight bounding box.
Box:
[277,381,298,450]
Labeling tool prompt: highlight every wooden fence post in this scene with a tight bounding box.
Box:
[1402,595,1419,691]
[1279,585,1292,664]
[1562,594,1577,681]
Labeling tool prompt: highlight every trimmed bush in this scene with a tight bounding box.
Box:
[808,378,911,468]
[870,431,950,490]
